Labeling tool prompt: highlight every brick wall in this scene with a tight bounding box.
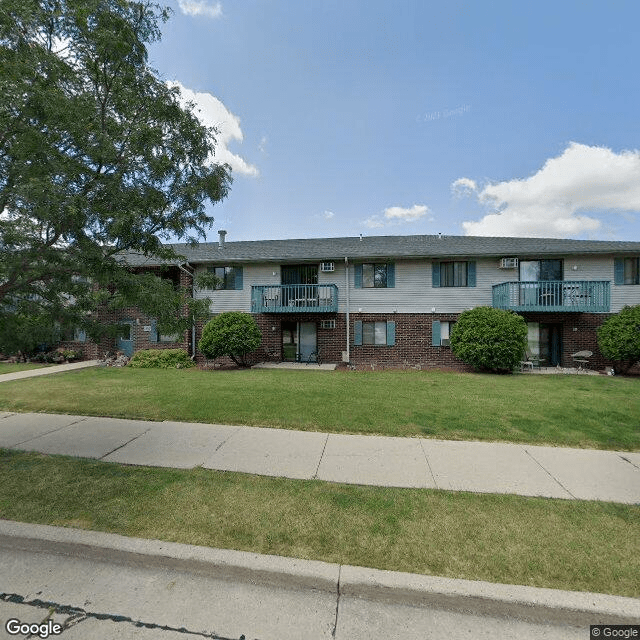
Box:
[61,265,192,359]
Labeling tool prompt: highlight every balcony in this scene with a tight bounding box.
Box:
[251,284,338,313]
[492,281,610,313]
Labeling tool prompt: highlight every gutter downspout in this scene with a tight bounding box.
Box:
[176,262,196,359]
[345,256,350,365]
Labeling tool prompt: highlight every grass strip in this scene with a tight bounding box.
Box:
[0,368,638,449]
[0,363,50,374]
[0,449,637,597]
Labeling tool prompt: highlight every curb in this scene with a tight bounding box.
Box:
[0,520,638,626]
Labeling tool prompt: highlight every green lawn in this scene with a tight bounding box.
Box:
[0,367,638,449]
[0,362,50,374]
[0,449,637,597]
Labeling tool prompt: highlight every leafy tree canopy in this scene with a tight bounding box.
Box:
[0,0,231,353]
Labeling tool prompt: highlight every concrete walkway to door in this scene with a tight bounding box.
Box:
[0,360,100,382]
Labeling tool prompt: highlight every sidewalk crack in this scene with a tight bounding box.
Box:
[419,439,438,489]
[523,448,576,499]
[213,427,241,453]
[0,593,246,639]
[313,433,330,479]
[619,454,640,470]
[10,417,89,447]
[331,565,341,638]
[99,428,151,460]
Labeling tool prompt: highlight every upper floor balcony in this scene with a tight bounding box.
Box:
[492,280,610,313]
[251,284,338,313]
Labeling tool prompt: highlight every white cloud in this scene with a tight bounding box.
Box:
[460,142,640,237]
[364,204,432,228]
[451,177,477,197]
[168,81,258,177]
[177,0,222,18]
[323,210,335,220]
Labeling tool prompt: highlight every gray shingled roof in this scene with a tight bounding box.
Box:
[121,234,640,267]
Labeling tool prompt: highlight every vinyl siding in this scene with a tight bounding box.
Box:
[192,254,640,315]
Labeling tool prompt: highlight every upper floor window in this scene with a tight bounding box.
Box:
[208,266,243,290]
[615,257,640,285]
[520,259,563,282]
[363,263,388,288]
[432,261,476,288]
[354,263,395,288]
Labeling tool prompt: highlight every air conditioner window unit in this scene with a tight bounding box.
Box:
[499,257,518,269]
[320,262,335,272]
[321,320,336,329]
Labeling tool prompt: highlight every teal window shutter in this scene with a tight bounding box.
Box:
[354,264,363,288]
[467,261,476,287]
[150,319,158,342]
[386,263,395,288]
[432,320,441,346]
[614,258,624,285]
[235,266,243,290]
[386,321,396,346]
[432,263,440,287]
[354,320,363,345]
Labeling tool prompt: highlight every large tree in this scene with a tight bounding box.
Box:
[0,0,230,353]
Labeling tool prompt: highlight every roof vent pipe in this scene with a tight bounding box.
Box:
[218,230,227,248]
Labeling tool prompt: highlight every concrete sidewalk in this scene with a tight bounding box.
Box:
[1,411,638,503]
[0,360,100,382]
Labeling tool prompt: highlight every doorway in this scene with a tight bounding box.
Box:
[117,319,135,357]
[281,321,317,362]
[540,323,562,367]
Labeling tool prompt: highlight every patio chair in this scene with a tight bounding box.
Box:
[571,350,592,371]
[520,352,534,372]
[306,350,322,366]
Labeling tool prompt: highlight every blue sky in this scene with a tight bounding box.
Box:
[149,0,640,242]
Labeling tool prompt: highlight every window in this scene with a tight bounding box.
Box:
[363,263,388,288]
[432,261,475,287]
[363,321,387,344]
[519,259,563,282]
[432,320,454,346]
[354,263,395,288]
[615,257,640,285]
[354,320,396,346]
[159,332,180,343]
[441,262,467,287]
[208,266,242,290]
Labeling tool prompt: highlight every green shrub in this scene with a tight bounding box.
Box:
[128,349,195,369]
[450,307,527,373]
[597,305,640,374]
[198,312,262,367]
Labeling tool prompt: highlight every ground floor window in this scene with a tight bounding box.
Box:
[354,320,395,346]
[431,320,455,346]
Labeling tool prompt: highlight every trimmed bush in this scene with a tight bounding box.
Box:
[128,349,195,369]
[597,305,640,374]
[198,312,262,367]
[450,307,527,373]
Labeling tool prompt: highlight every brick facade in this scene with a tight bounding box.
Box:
[193,311,634,372]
